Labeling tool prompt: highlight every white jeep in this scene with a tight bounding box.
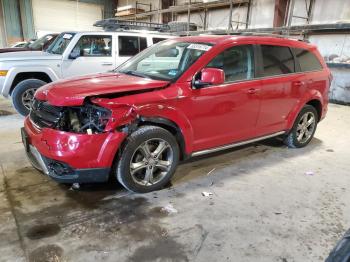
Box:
[0,31,173,116]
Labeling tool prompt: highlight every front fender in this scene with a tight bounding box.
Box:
[137,104,194,154]
[1,66,60,97]
[93,98,195,154]
[286,89,324,131]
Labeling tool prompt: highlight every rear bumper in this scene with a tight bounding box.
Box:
[22,116,127,183]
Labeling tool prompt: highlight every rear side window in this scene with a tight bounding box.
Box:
[293,48,323,72]
[206,45,254,82]
[260,45,295,76]
[153,37,168,44]
[119,36,147,56]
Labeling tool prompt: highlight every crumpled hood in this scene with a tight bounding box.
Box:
[35,72,170,106]
[0,51,61,62]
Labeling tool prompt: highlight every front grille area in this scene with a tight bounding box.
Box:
[30,99,63,128]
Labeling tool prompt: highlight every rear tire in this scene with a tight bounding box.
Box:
[116,125,180,193]
[284,105,318,148]
[12,79,47,116]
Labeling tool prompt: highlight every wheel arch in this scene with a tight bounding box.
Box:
[10,72,53,95]
[306,99,322,122]
[138,117,188,160]
[286,97,323,131]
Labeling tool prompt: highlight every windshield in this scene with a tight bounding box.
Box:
[117,41,212,81]
[29,34,55,50]
[47,33,75,55]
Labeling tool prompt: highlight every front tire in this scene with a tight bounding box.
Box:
[12,79,47,116]
[116,126,180,193]
[284,105,318,148]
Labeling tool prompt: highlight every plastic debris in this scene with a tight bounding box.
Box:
[305,171,314,176]
[202,192,213,197]
[70,183,80,190]
[161,204,178,214]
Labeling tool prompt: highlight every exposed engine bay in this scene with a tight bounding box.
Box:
[30,99,111,134]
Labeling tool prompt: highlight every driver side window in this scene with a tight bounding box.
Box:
[72,35,112,57]
[206,45,254,82]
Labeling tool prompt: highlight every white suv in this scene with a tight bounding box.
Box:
[0,31,173,115]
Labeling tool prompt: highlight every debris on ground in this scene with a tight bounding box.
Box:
[305,171,315,176]
[206,168,216,176]
[70,183,80,190]
[161,204,178,214]
[202,192,213,197]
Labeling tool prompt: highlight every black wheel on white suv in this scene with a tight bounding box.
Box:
[12,79,47,116]
[116,125,180,193]
[284,105,318,148]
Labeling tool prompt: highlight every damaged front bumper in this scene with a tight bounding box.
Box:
[22,117,127,183]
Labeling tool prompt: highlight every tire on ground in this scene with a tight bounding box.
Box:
[284,104,318,148]
[116,125,180,193]
[12,79,47,116]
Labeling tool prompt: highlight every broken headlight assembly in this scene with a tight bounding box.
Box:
[30,99,114,134]
[58,104,111,134]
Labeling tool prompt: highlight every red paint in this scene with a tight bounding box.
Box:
[200,68,225,85]
[27,35,330,172]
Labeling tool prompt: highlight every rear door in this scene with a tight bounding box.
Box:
[116,35,148,67]
[61,34,114,78]
[255,44,302,136]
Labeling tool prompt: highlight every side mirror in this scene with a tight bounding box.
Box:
[193,68,225,88]
[69,47,80,59]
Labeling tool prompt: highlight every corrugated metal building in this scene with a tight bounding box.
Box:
[0,0,117,47]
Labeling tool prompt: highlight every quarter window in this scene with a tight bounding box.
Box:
[206,45,255,82]
[293,48,323,72]
[153,37,168,44]
[73,35,112,57]
[119,36,147,56]
[260,45,295,76]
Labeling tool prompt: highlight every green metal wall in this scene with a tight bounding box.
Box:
[1,0,35,43]
[19,0,35,39]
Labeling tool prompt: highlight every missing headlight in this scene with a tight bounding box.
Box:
[58,104,111,134]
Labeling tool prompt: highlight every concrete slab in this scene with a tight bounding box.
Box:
[0,97,349,262]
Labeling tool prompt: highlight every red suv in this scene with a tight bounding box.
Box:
[22,35,331,193]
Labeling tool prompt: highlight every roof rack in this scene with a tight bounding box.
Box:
[181,30,309,42]
[94,19,171,32]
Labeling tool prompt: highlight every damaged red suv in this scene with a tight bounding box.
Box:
[22,35,331,193]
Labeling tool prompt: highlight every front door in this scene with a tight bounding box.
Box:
[61,34,115,78]
[187,44,261,152]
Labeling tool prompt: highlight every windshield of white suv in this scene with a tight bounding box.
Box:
[47,33,75,55]
[117,41,213,81]
[29,34,54,50]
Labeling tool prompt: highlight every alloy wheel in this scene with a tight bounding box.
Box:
[296,111,316,144]
[21,88,37,110]
[129,138,174,186]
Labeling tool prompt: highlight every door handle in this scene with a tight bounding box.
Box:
[247,88,259,94]
[292,81,305,87]
[101,62,113,66]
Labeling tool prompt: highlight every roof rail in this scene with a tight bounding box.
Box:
[190,30,309,42]
[94,19,171,32]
